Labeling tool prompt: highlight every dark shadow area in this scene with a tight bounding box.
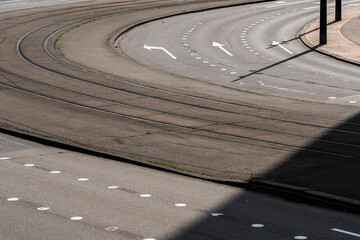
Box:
[166,112,360,239]
[263,112,360,200]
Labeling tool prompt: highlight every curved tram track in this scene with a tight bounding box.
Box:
[0,0,359,181]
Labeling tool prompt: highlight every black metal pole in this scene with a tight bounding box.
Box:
[320,0,327,45]
[335,0,342,21]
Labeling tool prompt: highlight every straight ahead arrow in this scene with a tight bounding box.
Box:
[212,42,233,56]
[144,44,177,60]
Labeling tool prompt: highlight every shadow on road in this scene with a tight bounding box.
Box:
[167,112,360,239]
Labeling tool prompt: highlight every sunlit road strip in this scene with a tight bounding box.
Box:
[332,228,360,237]
[265,0,316,8]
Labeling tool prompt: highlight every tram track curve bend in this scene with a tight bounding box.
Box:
[1,0,360,185]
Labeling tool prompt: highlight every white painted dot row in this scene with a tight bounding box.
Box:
[181,23,238,76]
[2,156,310,239]
[240,10,297,61]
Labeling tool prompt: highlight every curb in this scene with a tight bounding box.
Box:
[2,126,360,214]
[299,19,360,67]
[248,179,360,214]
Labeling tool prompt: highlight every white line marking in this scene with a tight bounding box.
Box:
[272,41,293,54]
[106,227,119,231]
[211,213,224,216]
[251,224,264,228]
[332,228,360,237]
[50,170,61,174]
[0,157,10,160]
[71,216,83,221]
[144,44,177,60]
[212,42,233,56]
[78,178,89,181]
[175,203,187,207]
[140,194,152,198]
[7,198,19,202]
[37,207,50,211]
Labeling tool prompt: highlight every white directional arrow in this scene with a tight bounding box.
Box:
[212,42,233,56]
[143,44,177,60]
[272,41,293,55]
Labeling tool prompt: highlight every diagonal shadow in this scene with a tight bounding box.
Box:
[166,111,360,239]
[232,23,341,82]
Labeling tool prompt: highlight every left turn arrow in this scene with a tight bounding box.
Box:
[144,44,177,60]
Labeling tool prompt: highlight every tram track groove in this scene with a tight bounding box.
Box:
[1,0,359,180]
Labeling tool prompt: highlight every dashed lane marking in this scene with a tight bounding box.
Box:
[78,178,89,182]
[294,236,308,239]
[24,163,35,167]
[37,207,50,211]
[140,194,152,198]
[7,197,19,202]
[251,224,264,228]
[175,203,187,207]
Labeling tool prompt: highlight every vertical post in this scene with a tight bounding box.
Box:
[335,0,342,21]
[320,0,327,45]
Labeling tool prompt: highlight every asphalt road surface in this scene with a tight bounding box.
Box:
[120,0,360,102]
[1,132,360,240]
[1,0,360,211]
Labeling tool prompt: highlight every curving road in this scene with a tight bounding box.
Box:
[120,0,360,102]
[0,0,360,197]
[1,0,360,239]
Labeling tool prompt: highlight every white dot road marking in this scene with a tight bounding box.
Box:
[37,207,50,211]
[230,72,237,75]
[24,163,35,167]
[108,186,119,189]
[251,224,264,228]
[71,216,83,221]
[211,213,224,216]
[349,101,358,104]
[7,198,19,202]
[50,170,61,174]
[78,178,89,182]
[294,236,308,239]
[332,228,360,237]
[175,203,187,207]
[220,68,227,71]
[140,194,152,198]
[0,157,10,160]
[106,227,119,231]
[144,238,156,240]
[328,97,336,99]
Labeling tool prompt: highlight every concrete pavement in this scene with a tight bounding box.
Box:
[301,7,360,65]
